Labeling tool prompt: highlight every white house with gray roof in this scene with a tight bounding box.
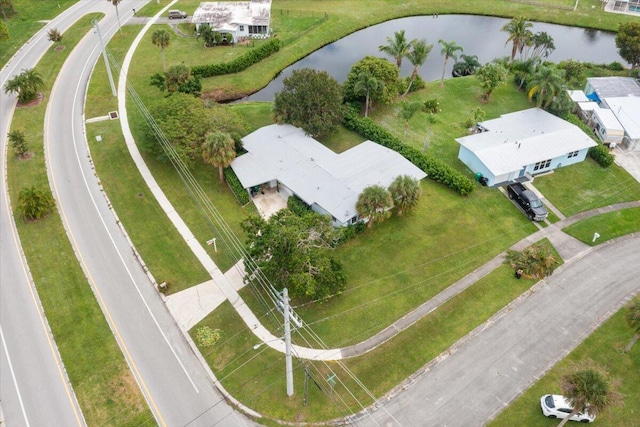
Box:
[192,0,271,43]
[456,108,597,187]
[230,124,427,226]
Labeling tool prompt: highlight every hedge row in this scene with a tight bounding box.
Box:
[343,109,475,195]
[224,167,250,205]
[588,145,614,167]
[192,39,281,78]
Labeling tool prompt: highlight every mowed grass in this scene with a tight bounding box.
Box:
[192,261,544,421]
[5,15,152,426]
[563,207,640,245]
[488,303,640,427]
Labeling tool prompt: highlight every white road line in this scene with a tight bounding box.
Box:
[0,325,30,427]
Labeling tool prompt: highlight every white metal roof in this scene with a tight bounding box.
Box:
[456,108,597,176]
[577,101,599,112]
[192,0,271,28]
[592,107,625,132]
[603,96,640,139]
[231,124,427,223]
[567,90,589,102]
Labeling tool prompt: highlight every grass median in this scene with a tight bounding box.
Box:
[5,15,153,426]
[563,207,640,245]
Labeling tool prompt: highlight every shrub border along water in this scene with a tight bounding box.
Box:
[343,108,475,195]
[192,39,281,78]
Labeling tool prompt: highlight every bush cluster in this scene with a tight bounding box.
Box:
[287,195,312,216]
[588,144,614,167]
[422,98,441,114]
[224,167,250,205]
[343,108,474,195]
[192,39,281,78]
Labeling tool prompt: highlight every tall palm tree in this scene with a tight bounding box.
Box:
[398,100,422,142]
[356,185,393,228]
[4,68,44,104]
[403,39,432,95]
[559,369,617,427]
[202,132,236,182]
[623,300,640,354]
[151,29,171,71]
[388,175,421,215]
[527,65,565,108]
[438,39,463,86]
[530,31,556,59]
[378,30,412,68]
[353,71,380,117]
[112,0,123,35]
[501,16,533,61]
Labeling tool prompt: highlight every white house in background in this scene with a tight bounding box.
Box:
[602,96,640,150]
[192,0,271,43]
[230,124,427,227]
[590,106,625,145]
[456,108,597,187]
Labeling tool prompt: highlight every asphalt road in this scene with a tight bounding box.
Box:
[359,236,640,427]
[0,2,105,425]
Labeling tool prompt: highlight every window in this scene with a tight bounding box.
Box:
[568,150,579,158]
[533,159,552,171]
[239,25,244,31]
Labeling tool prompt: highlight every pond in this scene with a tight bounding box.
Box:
[240,14,623,102]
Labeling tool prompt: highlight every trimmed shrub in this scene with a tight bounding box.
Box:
[224,167,250,205]
[343,108,474,195]
[287,195,311,216]
[589,144,614,167]
[192,39,281,78]
[422,98,441,114]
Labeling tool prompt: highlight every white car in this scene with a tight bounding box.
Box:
[540,394,595,423]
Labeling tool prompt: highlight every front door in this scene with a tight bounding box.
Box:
[518,166,526,177]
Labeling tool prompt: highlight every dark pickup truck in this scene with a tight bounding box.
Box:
[506,183,548,222]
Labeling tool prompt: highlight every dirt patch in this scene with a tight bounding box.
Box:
[201,88,250,103]
[17,92,44,108]
[54,45,66,52]
[18,152,34,160]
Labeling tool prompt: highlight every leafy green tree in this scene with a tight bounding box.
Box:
[511,57,540,90]
[150,64,201,96]
[527,65,565,108]
[353,71,380,118]
[8,129,28,156]
[18,186,55,221]
[559,368,618,427]
[388,175,421,215]
[47,28,62,45]
[501,16,533,60]
[241,210,346,300]
[452,54,481,77]
[558,59,585,84]
[476,62,508,102]
[438,39,463,86]
[615,22,640,72]
[272,68,343,138]
[0,19,9,42]
[197,24,217,47]
[356,185,393,228]
[112,0,123,35]
[4,68,44,104]
[151,29,171,71]
[378,30,412,68]
[398,100,422,142]
[202,131,236,182]
[403,38,433,95]
[623,299,640,354]
[344,56,400,106]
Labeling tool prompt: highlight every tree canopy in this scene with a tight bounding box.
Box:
[501,16,533,61]
[3,68,44,104]
[476,61,508,102]
[356,185,393,228]
[344,56,399,106]
[202,131,236,182]
[616,22,640,72]
[559,368,618,427]
[388,175,421,215]
[151,29,171,71]
[378,30,412,68]
[272,68,344,138]
[438,39,463,85]
[241,210,346,300]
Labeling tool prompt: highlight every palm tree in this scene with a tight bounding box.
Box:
[452,54,481,77]
[353,71,380,118]
[530,31,555,59]
[511,56,540,90]
[559,369,617,427]
[18,186,55,221]
[378,30,412,68]
[403,39,432,95]
[527,65,565,108]
[623,300,640,354]
[438,39,463,86]
[152,29,171,71]
[356,185,393,228]
[8,129,28,156]
[388,175,421,215]
[112,0,123,35]
[501,16,533,61]
[202,131,236,182]
[4,68,44,104]
[398,100,422,142]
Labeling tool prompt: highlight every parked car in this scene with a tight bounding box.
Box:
[540,394,595,423]
[168,10,187,19]
[506,182,548,221]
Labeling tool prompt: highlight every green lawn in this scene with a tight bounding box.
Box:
[563,207,640,245]
[489,303,640,427]
[5,15,152,426]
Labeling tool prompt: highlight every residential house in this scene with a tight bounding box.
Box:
[192,0,271,44]
[230,124,427,227]
[456,108,597,187]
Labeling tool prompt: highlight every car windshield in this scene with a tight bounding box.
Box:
[531,199,543,208]
[545,395,555,408]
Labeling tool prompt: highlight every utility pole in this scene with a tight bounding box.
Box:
[92,19,117,97]
[283,288,294,397]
